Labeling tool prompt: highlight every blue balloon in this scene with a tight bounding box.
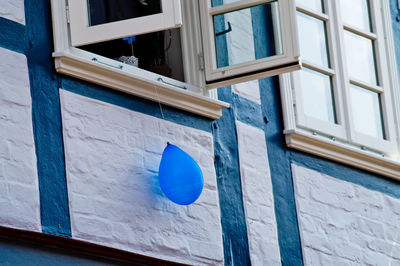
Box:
[158,144,204,205]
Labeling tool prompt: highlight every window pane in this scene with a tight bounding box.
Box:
[296,0,323,13]
[296,12,329,67]
[79,29,185,82]
[212,0,240,7]
[344,31,377,85]
[350,84,384,139]
[87,0,162,26]
[339,0,371,32]
[214,1,283,68]
[299,68,336,123]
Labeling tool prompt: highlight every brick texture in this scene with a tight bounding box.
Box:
[292,164,400,265]
[236,121,281,265]
[0,47,41,231]
[60,90,224,265]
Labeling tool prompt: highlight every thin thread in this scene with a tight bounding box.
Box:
[389,226,400,266]
[153,84,165,120]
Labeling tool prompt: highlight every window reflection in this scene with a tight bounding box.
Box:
[299,68,336,123]
[87,0,162,26]
[213,1,282,68]
[297,12,330,67]
[211,0,241,8]
[349,84,384,139]
[339,0,371,32]
[296,0,324,13]
[344,31,377,85]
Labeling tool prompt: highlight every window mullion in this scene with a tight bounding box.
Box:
[301,61,335,76]
[320,0,347,131]
[296,6,328,21]
[343,24,377,40]
[370,0,397,146]
[322,0,347,137]
[381,0,400,157]
[291,1,346,139]
[329,0,355,143]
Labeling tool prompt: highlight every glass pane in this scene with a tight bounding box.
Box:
[299,68,336,123]
[297,12,329,67]
[214,1,283,68]
[212,0,241,7]
[296,0,324,13]
[350,84,384,139]
[339,0,371,32]
[79,29,185,82]
[344,31,377,85]
[87,0,162,26]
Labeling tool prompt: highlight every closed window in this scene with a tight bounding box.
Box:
[281,0,400,179]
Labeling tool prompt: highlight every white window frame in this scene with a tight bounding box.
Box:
[280,0,400,180]
[51,0,303,119]
[68,0,183,46]
[199,0,301,88]
[51,0,230,119]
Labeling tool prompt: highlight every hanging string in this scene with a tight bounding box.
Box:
[153,84,165,120]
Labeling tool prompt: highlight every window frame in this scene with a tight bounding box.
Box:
[51,0,303,119]
[51,0,230,119]
[280,0,400,180]
[68,0,183,46]
[199,0,301,88]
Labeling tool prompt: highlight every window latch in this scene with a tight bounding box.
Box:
[157,77,187,90]
[198,53,204,70]
[91,58,123,70]
[215,21,232,36]
[66,5,70,24]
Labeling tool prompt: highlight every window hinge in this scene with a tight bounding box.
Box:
[198,53,204,70]
[66,6,70,24]
[291,87,296,105]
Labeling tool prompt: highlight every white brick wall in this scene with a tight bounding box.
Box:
[0,47,41,231]
[292,164,400,265]
[236,121,281,266]
[232,80,261,104]
[60,90,224,265]
[0,0,25,24]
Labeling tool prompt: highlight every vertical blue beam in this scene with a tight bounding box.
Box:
[212,1,251,264]
[24,0,71,236]
[213,87,251,266]
[252,4,303,265]
[259,77,304,266]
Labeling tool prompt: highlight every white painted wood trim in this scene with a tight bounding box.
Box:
[280,0,400,176]
[68,0,182,46]
[199,0,301,84]
[206,63,300,89]
[208,0,276,15]
[53,52,229,119]
[285,130,400,180]
[50,0,69,52]
[279,73,296,130]
[50,0,229,119]
[180,0,206,91]
[382,0,400,154]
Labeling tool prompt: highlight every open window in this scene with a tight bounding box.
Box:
[199,0,300,88]
[51,0,301,118]
[68,0,182,46]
